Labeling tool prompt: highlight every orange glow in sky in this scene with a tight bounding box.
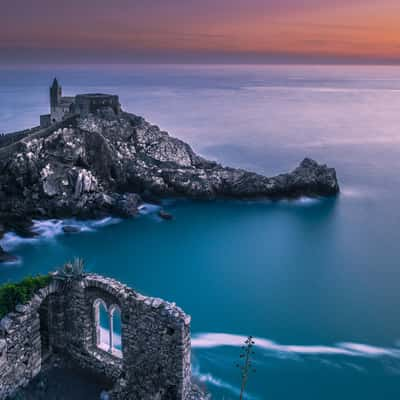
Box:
[1,0,400,63]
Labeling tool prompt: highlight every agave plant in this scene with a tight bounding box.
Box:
[71,257,85,276]
[236,335,256,400]
[55,257,85,280]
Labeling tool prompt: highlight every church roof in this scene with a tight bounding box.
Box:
[76,93,116,98]
[60,96,74,104]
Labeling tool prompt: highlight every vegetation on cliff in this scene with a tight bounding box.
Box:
[0,275,51,318]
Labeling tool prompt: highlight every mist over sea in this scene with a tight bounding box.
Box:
[1,64,400,399]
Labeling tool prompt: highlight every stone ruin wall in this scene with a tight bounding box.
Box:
[1,115,79,156]
[0,274,193,400]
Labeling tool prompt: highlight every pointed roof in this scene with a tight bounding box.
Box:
[51,78,59,88]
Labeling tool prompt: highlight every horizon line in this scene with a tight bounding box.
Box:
[1,61,400,68]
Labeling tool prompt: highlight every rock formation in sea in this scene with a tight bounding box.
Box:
[0,106,339,240]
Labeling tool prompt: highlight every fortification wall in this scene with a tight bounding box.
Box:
[0,116,78,162]
[0,274,194,400]
[0,126,41,148]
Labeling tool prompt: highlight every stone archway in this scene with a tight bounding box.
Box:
[34,285,61,365]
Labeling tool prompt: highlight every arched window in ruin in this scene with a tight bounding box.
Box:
[110,305,122,356]
[93,299,110,352]
[93,300,122,357]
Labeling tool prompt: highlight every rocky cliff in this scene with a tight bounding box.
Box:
[0,108,339,238]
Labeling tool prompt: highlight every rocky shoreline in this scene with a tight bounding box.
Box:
[0,108,339,258]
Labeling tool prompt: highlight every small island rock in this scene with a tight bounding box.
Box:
[158,210,174,220]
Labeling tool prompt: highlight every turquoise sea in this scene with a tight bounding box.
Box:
[1,64,400,399]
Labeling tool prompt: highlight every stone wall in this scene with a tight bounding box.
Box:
[0,116,79,162]
[0,274,196,400]
[0,127,41,148]
[40,114,51,128]
[0,281,59,399]
[75,94,121,117]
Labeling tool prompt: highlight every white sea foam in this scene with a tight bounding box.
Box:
[0,208,159,256]
[0,217,122,252]
[197,373,254,399]
[0,232,38,251]
[192,333,400,359]
[338,343,395,357]
[192,364,259,400]
[138,203,161,215]
[31,219,65,238]
[189,332,400,398]
[90,217,122,228]
[290,197,321,206]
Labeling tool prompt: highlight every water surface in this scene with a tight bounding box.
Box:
[1,64,400,399]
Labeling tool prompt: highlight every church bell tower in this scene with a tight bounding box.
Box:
[50,78,62,112]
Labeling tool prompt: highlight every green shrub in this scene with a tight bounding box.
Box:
[0,275,52,319]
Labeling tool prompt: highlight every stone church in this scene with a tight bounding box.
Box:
[40,78,121,128]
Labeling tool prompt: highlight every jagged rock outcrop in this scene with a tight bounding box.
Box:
[0,109,339,237]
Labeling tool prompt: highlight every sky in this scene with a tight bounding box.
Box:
[1,0,400,64]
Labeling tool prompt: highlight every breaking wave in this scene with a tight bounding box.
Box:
[191,333,400,396]
[192,363,259,400]
[0,217,122,252]
[0,202,163,254]
[138,203,161,215]
[192,333,400,359]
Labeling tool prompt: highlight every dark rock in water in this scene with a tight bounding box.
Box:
[0,245,17,263]
[62,225,81,234]
[158,210,173,220]
[112,193,141,217]
[0,216,36,239]
[0,108,339,235]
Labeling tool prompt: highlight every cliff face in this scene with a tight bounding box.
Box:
[0,109,339,230]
